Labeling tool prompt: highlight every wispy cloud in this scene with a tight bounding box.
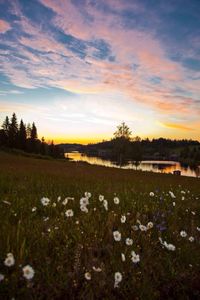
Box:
[0,19,11,33]
[0,0,200,140]
[158,122,194,131]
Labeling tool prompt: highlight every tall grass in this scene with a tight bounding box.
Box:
[0,152,200,299]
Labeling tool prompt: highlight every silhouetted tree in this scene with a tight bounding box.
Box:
[26,123,32,139]
[18,120,27,150]
[1,116,10,146]
[8,113,18,148]
[114,122,132,140]
[31,122,37,140]
[112,122,132,165]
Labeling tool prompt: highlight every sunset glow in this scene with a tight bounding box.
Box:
[0,0,200,143]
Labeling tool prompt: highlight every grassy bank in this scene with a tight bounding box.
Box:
[0,152,200,299]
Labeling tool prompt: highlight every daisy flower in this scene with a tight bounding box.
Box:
[41,197,50,206]
[113,231,121,241]
[85,272,91,280]
[113,197,120,204]
[22,265,35,280]
[125,238,133,246]
[114,272,122,288]
[121,215,126,223]
[65,209,74,217]
[180,230,187,237]
[4,253,15,267]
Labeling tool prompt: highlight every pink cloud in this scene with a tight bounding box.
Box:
[0,19,11,33]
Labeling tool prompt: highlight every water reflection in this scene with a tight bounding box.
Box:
[65,152,200,178]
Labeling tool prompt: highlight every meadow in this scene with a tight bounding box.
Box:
[0,151,200,300]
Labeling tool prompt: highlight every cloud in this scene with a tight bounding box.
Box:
[0,0,199,130]
[158,122,194,131]
[0,19,11,34]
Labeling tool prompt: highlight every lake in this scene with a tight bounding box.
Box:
[65,152,200,178]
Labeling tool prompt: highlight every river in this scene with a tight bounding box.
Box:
[65,152,200,178]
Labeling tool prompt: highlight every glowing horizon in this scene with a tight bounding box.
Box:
[0,0,200,143]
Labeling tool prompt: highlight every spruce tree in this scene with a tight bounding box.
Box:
[19,120,27,150]
[8,113,18,148]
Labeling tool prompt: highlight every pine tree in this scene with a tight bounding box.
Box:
[26,123,32,139]
[31,122,38,140]
[1,116,10,146]
[19,119,27,150]
[8,113,18,148]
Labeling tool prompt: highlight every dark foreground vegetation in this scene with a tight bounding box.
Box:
[0,152,200,299]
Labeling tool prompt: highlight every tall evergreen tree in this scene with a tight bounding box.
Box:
[1,116,10,146]
[8,113,18,148]
[31,122,37,140]
[19,120,27,150]
[26,123,32,139]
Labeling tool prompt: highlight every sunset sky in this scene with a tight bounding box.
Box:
[0,0,200,144]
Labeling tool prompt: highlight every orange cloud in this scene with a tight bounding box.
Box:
[158,122,194,131]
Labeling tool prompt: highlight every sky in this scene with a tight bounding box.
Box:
[0,0,200,144]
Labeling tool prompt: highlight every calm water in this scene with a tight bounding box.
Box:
[65,152,200,178]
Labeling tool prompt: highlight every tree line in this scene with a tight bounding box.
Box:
[82,122,200,167]
[0,113,64,158]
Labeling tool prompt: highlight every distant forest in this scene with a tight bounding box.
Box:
[0,113,64,158]
[61,122,200,168]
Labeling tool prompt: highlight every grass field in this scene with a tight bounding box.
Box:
[0,151,200,300]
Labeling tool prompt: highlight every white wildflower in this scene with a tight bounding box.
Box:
[113,231,121,242]
[41,197,50,206]
[121,215,126,223]
[121,253,126,262]
[52,202,56,207]
[169,191,176,198]
[80,205,88,213]
[197,227,200,232]
[125,238,133,246]
[139,224,147,231]
[4,253,15,267]
[22,265,35,280]
[180,230,187,237]
[164,242,176,251]
[32,207,37,212]
[99,195,104,202]
[132,225,139,231]
[85,192,91,198]
[114,272,122,288]
[113,197,120,204]
[103,199,108,211]
[191,211,196,215]
[65,209,74,217]
[2,200,11,205]
[189,236,194,242]
[62,198,68,205]
[131,251,140,263]
[149,192,154,197]
[173,202,176,207]
[80,197,89,206]
[57,196,61,202]
[147,222,154,230]
[84,272,91,280]
[159,238,176,251]
[182,196,185,201]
